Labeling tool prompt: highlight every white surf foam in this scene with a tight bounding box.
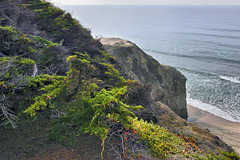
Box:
[187,96,240,123]
[220,75,240,84]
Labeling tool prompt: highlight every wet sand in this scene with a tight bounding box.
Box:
[187,105,240,154]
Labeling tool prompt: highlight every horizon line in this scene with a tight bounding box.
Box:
[55,3,240,6]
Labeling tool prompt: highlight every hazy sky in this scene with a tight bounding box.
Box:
[51,0,240,5]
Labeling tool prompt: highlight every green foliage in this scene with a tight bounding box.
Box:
[192,150,240,160]
[27,74,59,88]
[129,117,186,158]
[0,18,6,23]
[1,6,234,159]
[0,25,34,56]
[85,87,142,136]
[100,62,125,86]
[0,25,15,33]
[74,52,91,61]
[0,57,35,128]
[220,151,240,160]
[1,1,236,159]
[19,0,81,36]
[0,56,35,87]
[99,50,117,62]
[53,13,79,30]
[22,53,143,159]
[24,75,66,116]
[40,44,60,65]
[33,36,58,46]
[66,55,91,70]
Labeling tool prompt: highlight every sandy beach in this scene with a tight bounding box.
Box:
[187,105,240,154]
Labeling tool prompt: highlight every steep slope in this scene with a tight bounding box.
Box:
[0,1,239,159]
[101,38,187,119]
[0,0,103,56]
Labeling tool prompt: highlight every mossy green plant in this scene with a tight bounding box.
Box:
[192,150,240,160]
[0,56,36,128]
[23,54,143,158]
[0,25,15,33]
[0,56,35,78]
[24,74,66,116]
[129,117,186,158]
[18,0,82,36]
[33,36,58,46]
[0,25,35,56]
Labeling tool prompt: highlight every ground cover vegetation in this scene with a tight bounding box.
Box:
[0,0,239,159]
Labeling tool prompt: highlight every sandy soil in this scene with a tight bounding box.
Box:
[187,105,240,154]
[100,37,133,46]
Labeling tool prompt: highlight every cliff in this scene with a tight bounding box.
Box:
[0,1,238,159]
[101,38,187,119]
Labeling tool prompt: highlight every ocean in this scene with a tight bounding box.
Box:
[60,5,240,123]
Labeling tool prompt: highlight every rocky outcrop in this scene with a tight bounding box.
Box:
[101,38,187,119]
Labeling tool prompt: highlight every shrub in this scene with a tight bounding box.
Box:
[0,56,35,128]
[24,54,143,158]
[0,25,33,56]
[129,117,185,158]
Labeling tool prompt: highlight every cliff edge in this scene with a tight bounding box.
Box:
[1,1,238,159]
[101,38,187,119]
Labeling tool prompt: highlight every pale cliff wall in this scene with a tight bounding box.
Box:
[101,38,187,119]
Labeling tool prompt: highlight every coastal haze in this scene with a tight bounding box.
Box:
[53,0,240,5]
[57,4,240,123]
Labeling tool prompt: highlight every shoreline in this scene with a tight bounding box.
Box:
[187,104,240,154]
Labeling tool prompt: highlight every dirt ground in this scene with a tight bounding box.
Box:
[0,113,153,160]
[0,113,105,160]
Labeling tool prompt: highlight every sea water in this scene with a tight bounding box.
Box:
[60,5,240,123]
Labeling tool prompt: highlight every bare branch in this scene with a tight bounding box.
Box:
[0,94,18,128]
[0,57,31,128]
[107,123,148,159]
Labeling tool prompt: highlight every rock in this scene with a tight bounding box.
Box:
[101,38,187,119]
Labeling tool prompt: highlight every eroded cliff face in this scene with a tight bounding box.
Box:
[101,38,187,119]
